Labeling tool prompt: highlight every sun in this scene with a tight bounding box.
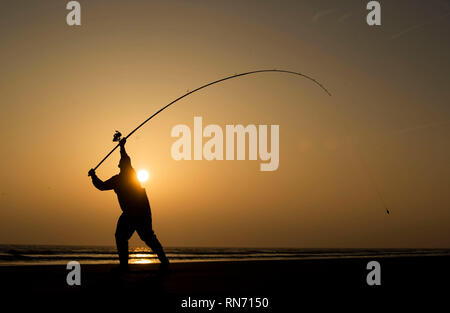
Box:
[137,169,149,183]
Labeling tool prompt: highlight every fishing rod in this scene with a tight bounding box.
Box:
[91,69,331,171]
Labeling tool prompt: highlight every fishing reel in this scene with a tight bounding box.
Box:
[113,130,122,142]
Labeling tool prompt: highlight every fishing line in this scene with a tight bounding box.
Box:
[330,103,390,215]
[354,142,390,214]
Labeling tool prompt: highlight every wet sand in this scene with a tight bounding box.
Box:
[1,256,448,309]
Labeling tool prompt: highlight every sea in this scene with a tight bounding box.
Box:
[1,245,449,266]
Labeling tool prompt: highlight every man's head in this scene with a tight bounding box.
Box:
[118,155,132,171]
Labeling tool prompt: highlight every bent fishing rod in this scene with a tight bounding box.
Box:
[91,69,331,171]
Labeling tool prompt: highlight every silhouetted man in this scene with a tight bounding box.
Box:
[88,138,169,272]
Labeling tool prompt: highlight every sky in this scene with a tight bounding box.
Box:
[0,0,449,248]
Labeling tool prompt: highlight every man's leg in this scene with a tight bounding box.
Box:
[136,219,169,266]
[115,214,135,270]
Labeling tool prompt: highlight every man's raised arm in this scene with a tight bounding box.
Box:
[119,138,129,159]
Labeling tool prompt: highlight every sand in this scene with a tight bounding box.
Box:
[1,256,448,309]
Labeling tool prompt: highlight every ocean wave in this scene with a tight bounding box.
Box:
[1,245,449,265]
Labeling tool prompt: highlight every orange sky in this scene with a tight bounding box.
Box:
[1,0,449,248]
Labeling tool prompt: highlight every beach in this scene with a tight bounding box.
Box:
[1,256,448,309]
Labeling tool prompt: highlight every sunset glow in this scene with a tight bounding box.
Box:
[1,0,449,250]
